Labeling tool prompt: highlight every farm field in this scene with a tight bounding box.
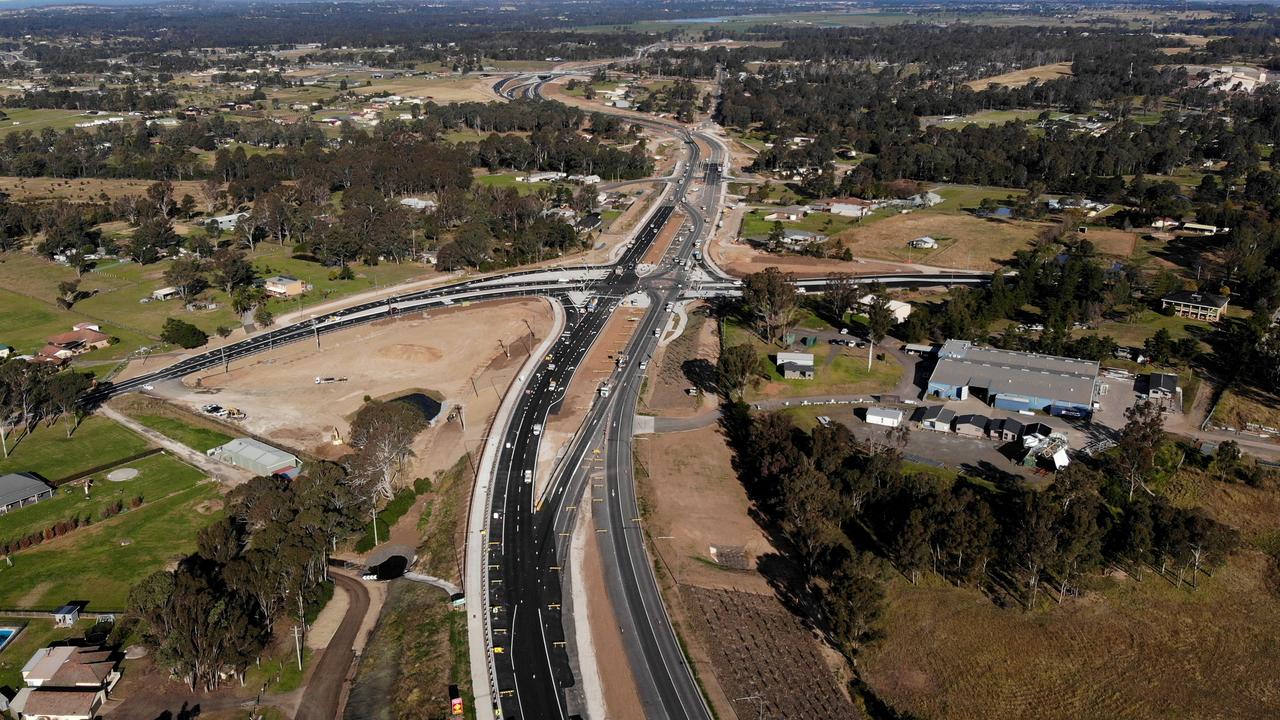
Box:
[0,414,152,482]
[1211,386,1280,432]
[681,586,858,719]
[0,476,221,611]
[351,74,499,103]
[860,550,1280,720]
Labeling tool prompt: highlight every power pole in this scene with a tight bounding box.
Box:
[371,502,380,546]
[292,625,303,671]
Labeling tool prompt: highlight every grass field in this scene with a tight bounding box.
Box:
[0,244,433,359]
[738,209,859,239]
[0,414,152,482]
[1088,309,1210,348]
[925,109,1065,127]
[0,108,89,137]
[474,172,551,195]
[0,453,203,544]
[723,317,901,400]
[836,210,1042,270]
[0,479,222,610]
[131,415,232,453]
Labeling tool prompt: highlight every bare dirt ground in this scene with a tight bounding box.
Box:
[965,62,1073,89]
[636,425,857,719]
[158,298,554,484]
[581,501,647,720]
[352,74,498,103]
[710,229,910,277]
[0,176,206,202]
[636,426,773,593]
[642,303,719,418]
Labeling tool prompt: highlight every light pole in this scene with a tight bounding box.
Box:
[311,315,320,350]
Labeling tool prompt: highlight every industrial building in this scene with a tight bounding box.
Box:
[207,438,301,477]
[865,407,904,427]
[0,473,54,515]
[776,352,815,380]
[926,339,1099,416]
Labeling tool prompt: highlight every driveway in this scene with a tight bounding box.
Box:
[295,571,371,720]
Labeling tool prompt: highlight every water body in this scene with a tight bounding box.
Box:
[392,392,442,423]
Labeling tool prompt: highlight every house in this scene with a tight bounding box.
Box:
[610,99,631,109]
[0,344,13,359]
[858,294,913,324]
[0,473,54,515]
[1147,372,1179,400]
[927,339,1099,416]
[37,326,111,364]
[567,174,602,184]
[920,406,955,432]
[1162,290,1229,322]
[543,207,577,222]
[577,213,603,232]
[779,229,826,247]
[21,646,119,691]
[764,206,807,222]
[9,688,105,720]
[1151,217,1179,230]
[261,275,310,298]
[398,197,437,212]
[908,236,938,249]
[1023,422,1054,440]
[207,438,301,477]
[954,414,990,438]
[775,352,815,380]
[907,191,943,207]
[151,286,181,301]
[827,199,874,218]
[209,212,249,232]
[865,407,904,428]
[991,417,1025,442]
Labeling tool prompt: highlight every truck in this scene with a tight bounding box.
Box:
[616,353,628,368]
[598,382,611,398]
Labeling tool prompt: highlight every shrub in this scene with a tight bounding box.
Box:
[160,318,208,349]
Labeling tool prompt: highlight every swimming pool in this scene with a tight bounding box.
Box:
[0,626,20,652]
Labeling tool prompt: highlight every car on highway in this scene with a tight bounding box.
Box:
[532,423,543,436]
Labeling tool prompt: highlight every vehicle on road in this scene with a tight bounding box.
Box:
[532,423,543,436]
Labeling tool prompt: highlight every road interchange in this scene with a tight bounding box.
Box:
[81,68,993,720]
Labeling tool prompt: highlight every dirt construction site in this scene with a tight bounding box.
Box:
[153,298,555,482]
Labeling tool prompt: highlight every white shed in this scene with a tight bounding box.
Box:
[865,407,904,427]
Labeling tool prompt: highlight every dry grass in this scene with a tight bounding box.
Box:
[837,213,1042,270]
[352,75,498,103]
[860,551,1280,720]
[0,177,206,203]
[965,62,1074,90]
[1084,227,1140,257]
[1212,386,1280,432]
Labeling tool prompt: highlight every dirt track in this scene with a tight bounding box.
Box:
[295,571,371,720]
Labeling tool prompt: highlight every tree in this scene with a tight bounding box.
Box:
[823,272,860,323]
[1114,399,1165,502]
[131,216,177,264]
[1210,440,1242,482]
[56,279,81,310]
[45,371,92,437]
[163,257,206,301]
[822,552,883,655]
[741,267,799,345]
[210,248,256,295]
[160,318,208,349]
[867,293,894,345]
[347,400,428,499]
[717,343,759,397]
